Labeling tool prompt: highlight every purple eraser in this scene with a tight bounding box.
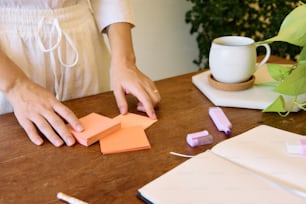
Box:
[186,130,213,147]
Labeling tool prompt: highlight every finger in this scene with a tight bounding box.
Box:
[42,110,76,146]
[137,102,157,119]
[136,103,145,112]
[113,88,129,115]
[19,119,44,146]
[146,87,161,106]
[134,81,160,119]
[132,88,157,119]
[137,78,161,107]
[31,115,64,147]
[53,103,83,132]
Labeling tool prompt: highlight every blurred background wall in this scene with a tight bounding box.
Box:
[131,0,198,80]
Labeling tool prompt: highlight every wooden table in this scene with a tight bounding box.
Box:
[0,56,305,204]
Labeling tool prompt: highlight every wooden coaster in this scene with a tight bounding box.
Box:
[208,74,255,91]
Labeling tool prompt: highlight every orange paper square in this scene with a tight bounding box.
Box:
[99,127,151,154]
[113,113,157,129]
[68,113,121,146]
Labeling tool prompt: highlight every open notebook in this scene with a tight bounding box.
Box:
[138,125,306,203]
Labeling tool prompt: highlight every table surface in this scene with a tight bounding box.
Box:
[0,56,305,204]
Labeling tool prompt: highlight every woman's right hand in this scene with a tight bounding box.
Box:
[5,78,84,147]
[0,50,83,146]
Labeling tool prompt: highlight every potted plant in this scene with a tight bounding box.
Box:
[185,0,306,115]
[185,0,301,69]
[259,2,306,115]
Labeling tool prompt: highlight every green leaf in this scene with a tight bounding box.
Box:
[266,64,294,81]
[260,3,306,46]
[298,46,306,62]
[263,96,286,112]
[273,61,306,96]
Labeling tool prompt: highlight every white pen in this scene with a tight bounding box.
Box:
[57,192,89,204]
[208,107,232,135]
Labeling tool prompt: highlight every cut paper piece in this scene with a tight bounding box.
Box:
[68,112,121,146]
[113,112,157,129]
[99,127,151,155]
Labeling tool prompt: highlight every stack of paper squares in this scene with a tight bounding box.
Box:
[68,112,157,154]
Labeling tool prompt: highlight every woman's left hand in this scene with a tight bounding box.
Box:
[111,63,161,119]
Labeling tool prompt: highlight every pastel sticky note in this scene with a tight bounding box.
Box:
[113,113,157,129]
[99,127,151,154]
[68,113,121,146]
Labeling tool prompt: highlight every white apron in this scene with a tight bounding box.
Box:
[0,0,111,114]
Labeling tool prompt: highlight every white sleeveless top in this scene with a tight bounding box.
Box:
[0,0,78,9]
[0,0,134,32]
[0,0,135,114]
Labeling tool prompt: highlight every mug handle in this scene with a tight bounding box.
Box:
[256,44,271,69]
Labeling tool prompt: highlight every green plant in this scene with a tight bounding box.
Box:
[185,0,301,69]
[259,2,306,115]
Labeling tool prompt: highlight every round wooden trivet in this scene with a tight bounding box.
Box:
[208,74,255,91]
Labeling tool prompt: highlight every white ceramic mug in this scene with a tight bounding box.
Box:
[209,36,271,84]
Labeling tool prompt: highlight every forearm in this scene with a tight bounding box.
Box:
[0,51,29,95]
[106,22,136,68]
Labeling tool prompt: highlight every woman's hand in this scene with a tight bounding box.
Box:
[111,62,161,119]
[106,22,161,119]
[6,78,83,147]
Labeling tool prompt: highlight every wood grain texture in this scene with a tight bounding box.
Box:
[0,56,304,204]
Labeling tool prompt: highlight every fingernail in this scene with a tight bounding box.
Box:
[151,111,157,120]
[67,137,76,146]
[120,109,124,114]
[55,140,64,147]
[34,138,44,146]
[119,107,126,115]
[76,124,84,132]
